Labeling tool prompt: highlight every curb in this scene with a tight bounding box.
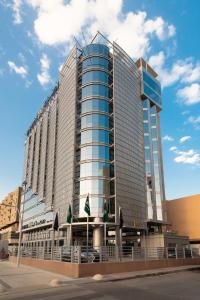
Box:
[94,266,200,283]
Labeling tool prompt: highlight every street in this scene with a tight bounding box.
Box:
[1,270,200,300]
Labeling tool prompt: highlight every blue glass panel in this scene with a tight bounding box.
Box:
[23,203,45,221]
[82,71,109,85]
[143,123,149,133]
[80,179,110,195]
[143,110,149,121]
[81,145,109,160]
[81,114,109,129]
[82,84,109,98]
[81,99,109,113]
[143,84,161,106]
[143,71,161,95]
[81,129,109,144]
[145,148,151,160]
[82,44,109,57]
[80,162,110,177]
[151,128,158,139]
[82,57,109,70]
[144,135,150,146]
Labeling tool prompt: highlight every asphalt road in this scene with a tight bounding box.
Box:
[1,270,200,300]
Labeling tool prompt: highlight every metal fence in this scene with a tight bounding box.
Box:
[9,245,200,264]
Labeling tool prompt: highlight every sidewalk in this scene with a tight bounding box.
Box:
[1,260,200,295]
[0,261,72,293]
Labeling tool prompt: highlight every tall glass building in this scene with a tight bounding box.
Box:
[21,33,166,248]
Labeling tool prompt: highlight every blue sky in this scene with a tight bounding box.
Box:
[0,0,200,200]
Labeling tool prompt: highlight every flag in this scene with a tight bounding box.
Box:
[67,204,72,224]
[102,200,109,222]
[84,194,90,216]
[119,207,123,228]
[53,212,59,231]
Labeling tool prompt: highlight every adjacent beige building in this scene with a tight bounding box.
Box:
[166,194,200,247]
[0,187,22,245]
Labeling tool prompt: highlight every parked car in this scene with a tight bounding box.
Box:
[167,248,176,258]
[61,246,100,263]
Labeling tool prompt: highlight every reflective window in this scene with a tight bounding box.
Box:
[82,71,109,85]
[153,152,159,164]
[81,129,109,144]
[145,162,151,175]
[151,115,157,126]
[150,105,157,114]
[151,128,157,139]
[23,203,45,221]
[143,110,149,121]
[82,44,109,56]
[79,196,105,217]
[24,195,38,210]
[143,123,149,134]
[81,99,109,113]
[80,179,110,195]
[23,211,53,229]
[144,135,150,146]
[156,207,163,221]
[145,148,150,161]
[143,99,149,108]
[82,57,109,70]
[82,84,109,98]
[81,114,109,129]
[80,162,110,177]
[155,178,161,191]
[143,84,161,106]
[152,140,158,151]
[143,71,161,95]
[81,145,109,160]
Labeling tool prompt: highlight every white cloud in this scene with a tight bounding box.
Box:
[37,53,51,86]
[179,136,191,143]
[177,83,200,106]
[174,149,200,165]
[149,52,200,88]
[170,146,177,152]
[162,135,174,142]
[188,115,200,130]
[12,0,23,24]
[25,0,175,59]
[8,60,28,78]
[170,146,200,165]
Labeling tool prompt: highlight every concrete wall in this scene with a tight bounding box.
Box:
[166,195,200,241]
[9,255,200,278]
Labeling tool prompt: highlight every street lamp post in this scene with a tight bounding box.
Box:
[17,181,27,267]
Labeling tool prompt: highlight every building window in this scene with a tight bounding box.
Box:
[81,99,109,114]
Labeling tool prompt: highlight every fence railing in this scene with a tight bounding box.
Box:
[9,245,200,264]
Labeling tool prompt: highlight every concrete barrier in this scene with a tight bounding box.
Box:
[9,256,200,278]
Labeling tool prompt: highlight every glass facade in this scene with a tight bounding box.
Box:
[22,189,53,230]
[81,99,109,114]
[142,70,162,108]
[78,43,112,217]
[143,97,164,221]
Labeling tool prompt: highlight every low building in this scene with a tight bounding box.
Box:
[0,187,22,246]
[166,194,200,249]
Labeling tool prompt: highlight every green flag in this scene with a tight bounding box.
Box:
[67,204,72,224]
[102,200,109,222]
[84,194,90,216]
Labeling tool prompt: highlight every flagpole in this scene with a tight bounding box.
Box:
[87,216,89,254]
[51,228,55,260]
[104,223,106,246]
